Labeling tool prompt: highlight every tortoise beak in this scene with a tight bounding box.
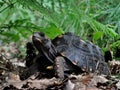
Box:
[35,37,42,43]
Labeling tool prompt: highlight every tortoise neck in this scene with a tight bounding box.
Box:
[48,44,58,62]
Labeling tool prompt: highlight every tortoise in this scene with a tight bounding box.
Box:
[20,32,110,80]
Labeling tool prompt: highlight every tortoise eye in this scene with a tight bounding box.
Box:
[39,32,44,37]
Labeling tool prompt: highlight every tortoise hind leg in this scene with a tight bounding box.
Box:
[96,61,111,75]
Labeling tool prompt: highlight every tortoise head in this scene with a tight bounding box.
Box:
[32,32,57,63]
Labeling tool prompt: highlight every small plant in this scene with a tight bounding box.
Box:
[110,40,120,59]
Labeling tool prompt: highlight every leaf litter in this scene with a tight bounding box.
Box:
[0,42,120,90]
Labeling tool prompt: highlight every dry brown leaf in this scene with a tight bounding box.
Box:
[65,80,75,90]
[81,74,94,85]
[116,80,120,89]
[27,77,58,89]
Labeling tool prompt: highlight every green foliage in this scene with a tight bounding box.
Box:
[0,0,119,49]
[110,40,120,59]
[111,41,120,49]
[93,31,104,42]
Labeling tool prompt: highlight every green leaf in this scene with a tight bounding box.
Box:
[93,31,104,41]
[38,23,63,39]
[1,31,20,42]
[87,17,118,38]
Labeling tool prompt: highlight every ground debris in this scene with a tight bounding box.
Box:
[1,73,119,90]
[0,42,120,90]
[109,60,120,74]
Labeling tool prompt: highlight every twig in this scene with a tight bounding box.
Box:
[0,66,9,71]
[0,53,14,61]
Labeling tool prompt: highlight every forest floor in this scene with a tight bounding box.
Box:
[0,42,120,90]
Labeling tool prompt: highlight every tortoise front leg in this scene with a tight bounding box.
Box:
[54,56,65,79]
